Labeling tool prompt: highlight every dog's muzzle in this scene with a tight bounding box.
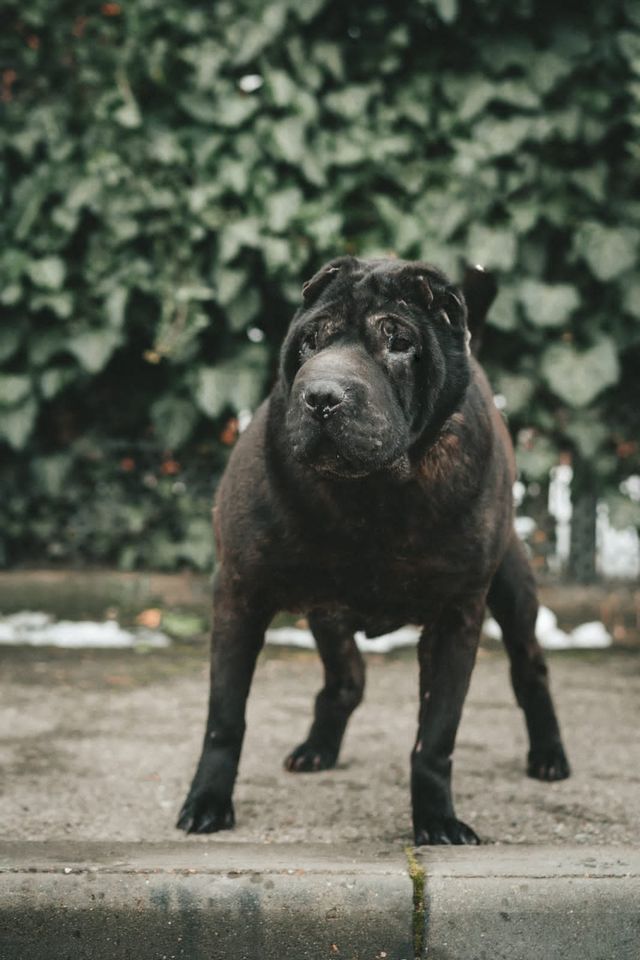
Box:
[302,380,347,421]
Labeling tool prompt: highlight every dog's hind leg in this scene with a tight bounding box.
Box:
[488,533,570,781]
[284,610,365,772]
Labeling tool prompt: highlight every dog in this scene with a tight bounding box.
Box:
[177,256,570,845]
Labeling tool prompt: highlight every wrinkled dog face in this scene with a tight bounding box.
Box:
[281,257,471,480]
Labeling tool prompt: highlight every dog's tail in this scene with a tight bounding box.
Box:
[461,265,498,357]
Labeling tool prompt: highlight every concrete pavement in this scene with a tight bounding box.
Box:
[1,637,639,956]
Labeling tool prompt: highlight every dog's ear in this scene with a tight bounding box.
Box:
[460,265,497,357]
[440,286,467,329]
[400,266,466,330]
[301,257,353,306]
[412,273,435,309]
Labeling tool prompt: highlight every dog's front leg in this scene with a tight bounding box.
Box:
[177,571,273,834]
[411,595,486,845]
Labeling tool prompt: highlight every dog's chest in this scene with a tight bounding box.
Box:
[278,508,482,619]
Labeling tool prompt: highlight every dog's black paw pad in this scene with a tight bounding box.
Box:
[414,817,480,846]
[176,795,235,834]
[527,743,570,782]
[284,742,337,773]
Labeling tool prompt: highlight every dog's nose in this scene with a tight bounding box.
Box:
[302,380,346,420]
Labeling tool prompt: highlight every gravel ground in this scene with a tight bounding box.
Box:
[1,643,638,846]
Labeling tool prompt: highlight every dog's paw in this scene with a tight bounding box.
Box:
[414,817,480,846]
[176,793,235,834]
[284,742,338,773]
[527,742,571,782]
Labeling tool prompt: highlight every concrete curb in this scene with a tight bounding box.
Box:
[415,846,640,960]
[1,844,639,960]
[0,843,414,960]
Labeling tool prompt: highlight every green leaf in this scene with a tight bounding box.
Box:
[458,82,494,122]
[324,86,372,120]
[218,218,261,262]
[565,417,609,458]
[14,178,49,240]
[272,118,307,162]
[114,101,142,128]
[181,36,224,84]
[31,292,73,318]
[68,329,122,374]
[232,4,287,65]
[174,285,216,304]
[226,287,261,332]
[179,93,221,124]
[574,223,640,281]
[32,455,72,497]
[0,374,31,407]
[161,609,207,637]
[529,51,573,94]
[467,225,517,271]
[65,177,101,211]
[519,281,580,328]
[39,367,76,400]
[265,187,303,232]
[495,373,534,414]
[433,0,458,23]
[263,235,291,270]
[305,212,343,246]
[29,330,68,366]
[265,69,299,107]
[215,267,246,306]
[0,283,22,306]
[516,433,557,480]
[487,287,519,331]
[0,249,29,283]
[622,279,640,318]
[151,396,199,450]
[27,256,66,291]
[0,324,24,363]
[0,399,37,450]
[294,0,327,23]
[618,30,640,70]
[313,42,343,80]
[105,287,129,327]
[472,118,536,158]
[541,338,619,407]
[194,345,268,417]
[216,95,259,128]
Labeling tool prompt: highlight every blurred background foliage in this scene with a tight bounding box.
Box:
[1,0,639,570]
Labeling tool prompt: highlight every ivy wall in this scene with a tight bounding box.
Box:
[1,0,639,569]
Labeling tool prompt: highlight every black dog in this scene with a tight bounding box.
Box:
[177,257,570,845]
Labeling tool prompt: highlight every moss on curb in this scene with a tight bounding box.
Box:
[405,846,426,959]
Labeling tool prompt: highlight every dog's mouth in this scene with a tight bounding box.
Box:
[292,435,369,479]
[292,434,411,481]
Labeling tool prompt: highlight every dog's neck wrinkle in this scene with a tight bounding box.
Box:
[416,418,466,485]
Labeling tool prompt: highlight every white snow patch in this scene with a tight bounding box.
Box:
[269,606,611,653]
[570,621,612,649]
[0,611,170,649]
[266,624,421,654]
[484,605,611,650]
[0,607,612,653]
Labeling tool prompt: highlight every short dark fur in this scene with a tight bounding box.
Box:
[177,256,569,844]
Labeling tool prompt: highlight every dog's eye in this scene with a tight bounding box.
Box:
[300,330,318,357]
[382,319,413,354]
